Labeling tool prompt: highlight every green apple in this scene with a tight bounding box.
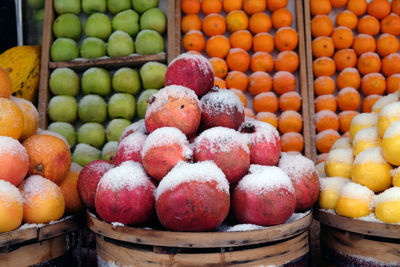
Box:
[106,118,131,141]
[27,0,45,9]
[107,31,134,57]
[101,141,118,162]
[50,38,79,61]
[85,13,112,40]
[72,143,101,167]
[81,67,111,96]
[33,9,45,20]
[54,0,81,14]
[140,8,166,34]
[77,122,106,149]
[137,89,158,118]
[49,68,80,96]
[108,93,136,119]
[48,95,77,123]
[132,0,158,13]
[82,0,106,14]
[53,13,82,40]
[135,29,164,55]
[80,37,107,59]
[47,122,77,148]
[112,67,141,94]
[112,9,140,36]
[139,61,167,89]
[78,94,107,123]
[107,0,131,14]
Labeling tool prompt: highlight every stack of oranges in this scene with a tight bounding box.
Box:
[311,0,400,160]
[181,0,305,153]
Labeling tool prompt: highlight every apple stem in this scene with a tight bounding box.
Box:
[240,123,256,134]
[147,95,156,104]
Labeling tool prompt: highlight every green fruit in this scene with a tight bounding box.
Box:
[78,94,107,123]
[81,67,112,96]
[112,9,140,36]
[107,0,131,14]
[51,38,79,61]
[53,14,82,40]
[27,0,45,9]
[106,118,131,141]
[77,122,106,148]
[112,67,141,94]
[132,0,158,13]
[85,13,112,40]
[48,95,78,123]
[107,31,134,57]
[49,68,80,96]
[137,89,158,118]
[135,30,164,55]
[72,143,101,167]
[47,122,77,148]
[80,37,107,59]
[108,93,136,119]
[82,0,106,14]
[140,8,166,34]
[139,61,167,89]
[33,9,45,20]
[54,0,81,14]
[101,141,118,161]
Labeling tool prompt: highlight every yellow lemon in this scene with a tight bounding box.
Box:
[377,102,400,138]
[382,120,400,166]
[392,167,400,187]
[374,187,400,223]
[319,177,350,210]
[325,148,353,178]
[352,127,380,156]
[335,182,374,218]
[372,92,398,114]
[331,137,352,150]
[349,112,378,142]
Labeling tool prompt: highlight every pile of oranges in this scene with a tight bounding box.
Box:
[181,0,305,153]
[311,0,400,160]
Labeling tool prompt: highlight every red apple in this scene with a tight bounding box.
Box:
[114,131,147,165]
[119,119,146,143]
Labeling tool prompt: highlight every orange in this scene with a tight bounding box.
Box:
[229,88,247,106]
[315,94,337,112]
[360,73,386,95]
[186,50,202,55]
[11,97,39,141]
[202,14,226,37]
[59,164,84,213]
[226,10,249,33]
[331,26,354,50]
[335,10,358,30]
[272,71,296,95]
[250,51,274,72]
[380,13,400,36]
[310,0,332,16]
[249,12,272,34]
[0,67,12,98]
[223,0,243,12]
[248,71,272,95]
[274,51,299,73]
[278,110,303,134]
[377,33,400,57]
[267,0,288,12]
[244,107,255,118]
[183,31,205,52]
[357,52,381,75]
[243,0,267,15]
[331,0,348,8]
[352,34,376,56]
[253,32,274,53]
[347,0,368,16]
[280,132,304,153]
[253,91,279,113]
[314,76,335,96]
[339,110,359,133]
[312,37,335,58]
[337,87,361,111]
[274,27,298,51]
[316,129,341,153]
[393,0,400,16]
[201,0,222,14]
[333,48,357,71]
[315,110,340,132]
[230,30,252,51]
[386,74,400,94]
[206,35,231,58]
[0,98,24,139]
[256,112,278,128]
[181,15,202,34]
[367,0,391,20]
[336,67,361,89]
[382,53,400,77]
[271,8,293,29]
[214,76,227,88]
[225,70,248,91]
[313,57,336,77]
[362,94,382,113]
[226,48,250,72]
[311,15,333,37]
[317,153,329,164]
[181,0,201,14]
[357,15,380,36]
[279,91,301,112]
[209,57,228,78]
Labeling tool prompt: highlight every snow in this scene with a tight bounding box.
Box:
[353,127,380,144]
[278,152,316,182]
[326,148,354,165]
[285,210,311,223]
[97,256,132,267]
[0,136,27,156]
[374,187,400,205]
[111,222,125,229]
[350,112,378,127]
[155,161,229,200]
[362,72,385,81]
[276,26,296,34]
[118,131,147,155]
[331,137,352,150]
[20,175,61,203]
[319,177,350,192]
[359,52,380,59]
[0,180,23,207]
[273,70,295,80]
[37,129,70,149]
[391,167,400,178]
[18,223,46,229]
[169,52,213,77]
[200,89,244,116]
[355,33,374,39]
[353,147,388,165]
[385,53,400,61]
[339,181,375,207]
[239,119,279,145]
[102,141,118,157]
[372,92,399,112]
[83,67,108,76]
[339,67,359,74]
[379,103,400,123]
[338,87,358,95]
[119,120,146,142]
[315,110,338,124]
[347,254,399,266]
[226,224,265,232]
[316,162,326,177]
[73,143,100,157]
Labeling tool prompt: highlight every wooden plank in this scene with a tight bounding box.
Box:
[38,217,79,241]
[96,231,308,267]
[87,210,312,248]
[167,0,181,63]
[0,228,37,249]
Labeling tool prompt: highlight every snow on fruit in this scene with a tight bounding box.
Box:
[0,180,23,232]
[114,131,147,165]
[0,136,29,186]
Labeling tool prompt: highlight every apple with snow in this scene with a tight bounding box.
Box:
[164,53,214,97]
[95,161,155,225]
[155,161,230,231]
[119,119,147,142]
[77,159,114,209]
[114,131,147,165]
[232,165,296,226]
[278,152,320,211]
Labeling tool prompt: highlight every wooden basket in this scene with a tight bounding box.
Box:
[87,210,312,266]
[315,209,400,266]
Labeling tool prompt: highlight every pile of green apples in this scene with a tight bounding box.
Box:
[50,0,166,61]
